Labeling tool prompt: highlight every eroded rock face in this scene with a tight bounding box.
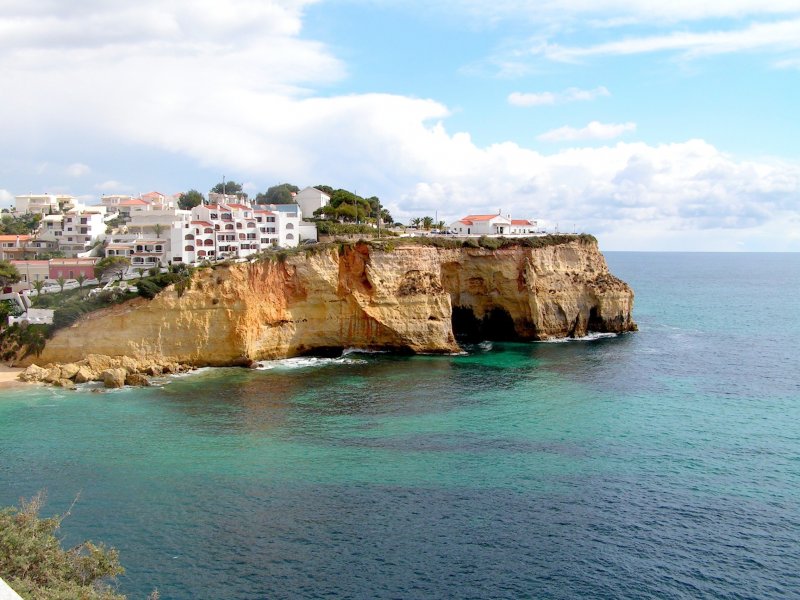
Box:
[21,238,636,369]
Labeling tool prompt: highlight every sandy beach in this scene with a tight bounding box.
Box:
[0,364,25,388]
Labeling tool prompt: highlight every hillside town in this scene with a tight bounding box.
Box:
[2,186,541,284]
[0,184,544,327]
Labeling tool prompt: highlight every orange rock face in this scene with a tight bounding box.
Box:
[26,238,636,367]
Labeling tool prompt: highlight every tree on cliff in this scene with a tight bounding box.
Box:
[0,259,21,290]
[211,180,247,199]
[178,189,205,210]
[94,256,130,282]
[255,183,299,204]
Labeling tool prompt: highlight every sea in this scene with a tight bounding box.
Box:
[1,252,799,599]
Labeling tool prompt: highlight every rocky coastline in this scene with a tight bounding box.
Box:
[12,237,637,388]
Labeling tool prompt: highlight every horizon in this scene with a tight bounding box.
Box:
[1,1,798,252]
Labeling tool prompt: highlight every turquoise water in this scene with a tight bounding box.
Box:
[1,252,799,598]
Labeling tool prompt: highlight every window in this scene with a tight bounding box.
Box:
[286,223,294,230]
[210,213,218,220]
[286,233,294,240]
[185,245,195,251]
[185,234,194,240]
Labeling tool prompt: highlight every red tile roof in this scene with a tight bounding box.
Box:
[191,220,213,226]
[118,198,149,206]
[511,219,533,226]
[0,235,32,242]
[463,214,501,221]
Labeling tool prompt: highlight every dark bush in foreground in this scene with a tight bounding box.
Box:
[0,492,126,599]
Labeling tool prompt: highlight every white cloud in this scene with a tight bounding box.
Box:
[1,1,798,250]
[538,121,637,142]
[541,18,800,62]
[775,56,800,69]
[65,163,90,177]
[395,138,800,250]
[0,189,12,208]
[508,86,610,107]
[94,180,132,192]
[422,0,800,25]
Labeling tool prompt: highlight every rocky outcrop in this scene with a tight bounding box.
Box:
[19,237,636,373]
[18,354,192,388]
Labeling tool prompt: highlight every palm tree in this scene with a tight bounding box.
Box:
[56,276,66,293]
[410,217,422,229]
[153,223,164,239]
[436,221,446,231]
[422,216,434,230]
[31,280,45,306]
[76,273,87,289]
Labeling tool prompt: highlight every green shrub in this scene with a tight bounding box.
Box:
[315,221,397,237]
[52,304,89,329]
[477,236,502,250]
[0,492,126,599]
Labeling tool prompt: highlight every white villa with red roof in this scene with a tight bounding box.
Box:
[449,212,538,236]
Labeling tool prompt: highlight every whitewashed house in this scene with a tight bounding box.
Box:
[0,235,34,260]
[449,213,538,236]
[449,213,512,236]
[14,193,78,215]
[294,187,330,219]
[36,210,108,257]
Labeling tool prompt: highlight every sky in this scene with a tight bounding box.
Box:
[1,0,799,251]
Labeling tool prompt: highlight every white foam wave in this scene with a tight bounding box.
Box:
[538,332,619,343]
[256,356,368,370]
[342,347,389,356]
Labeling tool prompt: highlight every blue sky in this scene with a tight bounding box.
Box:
[1,0,798,250]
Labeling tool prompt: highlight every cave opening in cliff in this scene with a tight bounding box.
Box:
[451,306,518,342]
[588,307,604,332]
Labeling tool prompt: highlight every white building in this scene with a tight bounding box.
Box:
[37,210,108,257]
[294,187,330,220]
[14,194,78,215]
[0,235,34,260]
[509,219,538,234]
[100,194,134,210]
[449,213,538,236]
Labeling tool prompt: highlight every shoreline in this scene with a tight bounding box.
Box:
[0,364,26,389]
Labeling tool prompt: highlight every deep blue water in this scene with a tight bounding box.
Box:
[1,252,799,599]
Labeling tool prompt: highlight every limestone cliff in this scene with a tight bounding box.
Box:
[23,237,636,367]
